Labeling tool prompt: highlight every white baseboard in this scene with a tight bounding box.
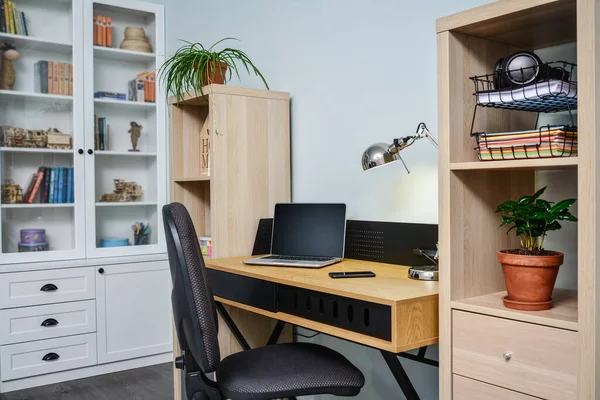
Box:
[1,352,173,393]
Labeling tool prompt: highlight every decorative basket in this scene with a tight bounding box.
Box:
[120,27,153,53]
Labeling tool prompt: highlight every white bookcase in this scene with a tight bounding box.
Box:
[0,0,166,263]
[0,0,171,393]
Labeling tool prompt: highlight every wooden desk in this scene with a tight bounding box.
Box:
[205,257,439,354]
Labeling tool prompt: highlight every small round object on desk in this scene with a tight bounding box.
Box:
[408,265,439,281]
[18,242,49,252]
[100,238,129,248]
[20,229,46,244]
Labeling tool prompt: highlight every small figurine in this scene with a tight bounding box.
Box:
[0,43,19,91]
[99,179,143,202]
[2,179,23,204]
[128,121,143,152]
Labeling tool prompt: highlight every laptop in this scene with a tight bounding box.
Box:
[244,203,346,268]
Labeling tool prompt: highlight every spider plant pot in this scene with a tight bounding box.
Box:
[498,250,564,311]
[194,61,228,86]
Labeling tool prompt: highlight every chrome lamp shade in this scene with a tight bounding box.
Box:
[361,143,401,171]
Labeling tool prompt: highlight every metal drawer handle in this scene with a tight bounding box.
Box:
[40,284,58,292]
[503,352,512,361]
[42,352,60,362]
[41,318,59,327]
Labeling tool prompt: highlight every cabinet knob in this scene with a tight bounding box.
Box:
[78,149,84,155]
[87,149,94,155]
[42,352,60,362]
[503,352,512,361]
[41,318,59,327]
[98,268,104,274]
[40,283,58,292]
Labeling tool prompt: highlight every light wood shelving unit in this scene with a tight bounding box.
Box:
[169,84,291,400]
[437,0,596,398]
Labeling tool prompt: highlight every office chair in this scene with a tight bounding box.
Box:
[163,202,365,400]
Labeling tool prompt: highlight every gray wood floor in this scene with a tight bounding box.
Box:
[0,363,174,400]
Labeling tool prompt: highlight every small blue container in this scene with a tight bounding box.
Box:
[100,238,129,248]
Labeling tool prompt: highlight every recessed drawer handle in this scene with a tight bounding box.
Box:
[41,318,59,327]
[40,284,58,292]
[503,352,512,361]
[42,352,60,362]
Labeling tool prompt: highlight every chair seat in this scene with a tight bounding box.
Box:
[216,342,365,400]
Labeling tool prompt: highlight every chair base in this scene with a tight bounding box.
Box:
[176,353,222,400]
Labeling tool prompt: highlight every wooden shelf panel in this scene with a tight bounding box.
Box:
[94,98,156,110]
[173,176,210,183]
[451,288,578,331]
[451,157,578,171]
[436,0,576,48]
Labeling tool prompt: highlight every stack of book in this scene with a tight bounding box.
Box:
[128,72,155,103]
[94,91,125,101]
[23,166,74,204]
[0,1,28,36]
[34,61,73,96]
[93,14,112,47]
[94,115,110,151]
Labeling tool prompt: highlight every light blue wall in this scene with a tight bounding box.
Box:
[146,1,503,399]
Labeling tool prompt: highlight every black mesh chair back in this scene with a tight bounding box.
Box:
[163,202,220,373]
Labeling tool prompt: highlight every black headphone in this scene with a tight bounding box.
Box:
[493,51,570,90]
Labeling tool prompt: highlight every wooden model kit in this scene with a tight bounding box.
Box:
[99,179,143,202]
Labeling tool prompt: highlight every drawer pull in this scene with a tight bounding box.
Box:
[41,318,59,327]
[42,352,60,362]
[40,284,58,292]
[503,352,512,361]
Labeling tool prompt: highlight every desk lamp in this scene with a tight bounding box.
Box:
[361,122,439,280]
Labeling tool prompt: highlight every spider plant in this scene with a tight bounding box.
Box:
[158,38,269,103]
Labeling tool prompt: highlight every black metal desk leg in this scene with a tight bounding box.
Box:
[380,351,420,400]
[267,320,286,345]
[215,302,251,351]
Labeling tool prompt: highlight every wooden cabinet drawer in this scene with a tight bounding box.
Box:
[0,333,97,381]
[0,268,95,309]
[0,300,96,345]
[454,375,538,399]
[453,310,577,400]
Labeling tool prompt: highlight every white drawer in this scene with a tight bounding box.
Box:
[0,268,95,309]
[0,333,97,381]
[0,300,96,345]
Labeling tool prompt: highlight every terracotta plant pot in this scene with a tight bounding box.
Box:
[498,250,563,311]
[194,61,228,86]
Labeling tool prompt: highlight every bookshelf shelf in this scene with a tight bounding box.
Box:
[94,98,156,110]
[93,46,155,63]
[0,90,72,104]
[1,203,74,209]
[173,176,210,183]
[95,201,157,207]
[0,32,72,54]
[95,151,157,157]
[450,157,579,171]
[0,147,73,154]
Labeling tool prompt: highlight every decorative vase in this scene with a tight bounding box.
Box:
[498,250,563,311]
[120,27,153,53]
[193,61,228,86]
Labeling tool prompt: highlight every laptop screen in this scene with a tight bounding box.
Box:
[271,203,347,258]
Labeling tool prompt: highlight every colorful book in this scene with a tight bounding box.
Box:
[48,61,54,95]
[62,167,68,203]
[54,167,61,203]
[66,167,73,203]
[94,114,99,150]
[7,1,14,34]
[27,168,45,203]
[13,4,20,36]
[63,63,69,95]
[136,78,145,102]
[68,63,73,96]
[100,16,106,47]
[94,91,126,100]
[56,167,64,203]
[106,124,110,151]
[99,117,106,150]
[48,168,54,203]
[43,167,51,203]
[53,62,59,95]
[0,1,5,33]
[106,17,112,47]
[20,10,26,36]
[93,14,98,45]
[23,173,37,202]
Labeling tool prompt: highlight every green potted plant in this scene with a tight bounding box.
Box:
[158,37,269,103]
[496,186,577,311]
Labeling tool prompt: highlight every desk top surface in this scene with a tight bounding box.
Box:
[205,256,438,306]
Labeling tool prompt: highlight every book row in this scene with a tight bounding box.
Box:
[128,72,156,103]
[94,115,110,151]
[34,61,73,96]
[23,167,74,204]
[93,14,113,48]
[0,1,28,36]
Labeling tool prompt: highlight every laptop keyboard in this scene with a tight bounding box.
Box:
[263,255,336,262]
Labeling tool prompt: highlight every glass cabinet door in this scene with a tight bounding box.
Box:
[83,0,165,257]
[0,0,84,263]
